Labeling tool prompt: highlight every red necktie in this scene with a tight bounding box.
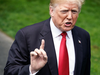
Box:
[58,32,69,75]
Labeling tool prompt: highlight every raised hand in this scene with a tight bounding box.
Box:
[30,39,48,74]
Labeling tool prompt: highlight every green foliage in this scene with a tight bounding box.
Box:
[0,0,100,75]
[0,0,50,37]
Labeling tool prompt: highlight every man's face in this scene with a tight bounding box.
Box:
[50,2,79,32]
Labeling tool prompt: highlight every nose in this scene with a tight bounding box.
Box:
[67,11,72,20]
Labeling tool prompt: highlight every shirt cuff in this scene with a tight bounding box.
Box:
[29,65,39,75]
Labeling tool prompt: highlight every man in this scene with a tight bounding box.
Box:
[4,0,91,75]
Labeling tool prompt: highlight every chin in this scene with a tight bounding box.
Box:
[62,28,72,32]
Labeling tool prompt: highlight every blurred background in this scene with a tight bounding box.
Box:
[0,0,100,75]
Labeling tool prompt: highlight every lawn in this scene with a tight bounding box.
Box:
[0,0,100,75]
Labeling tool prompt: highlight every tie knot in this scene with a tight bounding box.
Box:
[61,32,67,38]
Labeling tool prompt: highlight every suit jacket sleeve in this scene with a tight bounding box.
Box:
[78,29,91,75]
[83,32,91,75]
[4,30,30,75]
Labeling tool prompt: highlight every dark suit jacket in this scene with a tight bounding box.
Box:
[4,18,90,75]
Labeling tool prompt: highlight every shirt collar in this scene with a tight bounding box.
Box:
[50,18,72,39]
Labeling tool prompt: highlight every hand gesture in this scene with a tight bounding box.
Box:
[30,39,48,74]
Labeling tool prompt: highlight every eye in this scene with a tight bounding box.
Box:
[60,10,68,14]
[72,10,78,14]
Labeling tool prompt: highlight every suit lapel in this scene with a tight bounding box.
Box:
[38,18,58,75]
[72,26,83,75]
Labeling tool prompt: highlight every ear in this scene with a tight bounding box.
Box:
[49,6,54,17]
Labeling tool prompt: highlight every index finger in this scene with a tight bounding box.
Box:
[40,39,45,50]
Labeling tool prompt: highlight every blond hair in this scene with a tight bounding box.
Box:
[50,0,85,11]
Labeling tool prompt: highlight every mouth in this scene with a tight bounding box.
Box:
[65,22,72,26]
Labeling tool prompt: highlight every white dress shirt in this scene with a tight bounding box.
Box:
[50,19,75,75]
[30,18,75,75]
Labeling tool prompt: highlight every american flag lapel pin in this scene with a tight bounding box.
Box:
[78,40,81,44]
